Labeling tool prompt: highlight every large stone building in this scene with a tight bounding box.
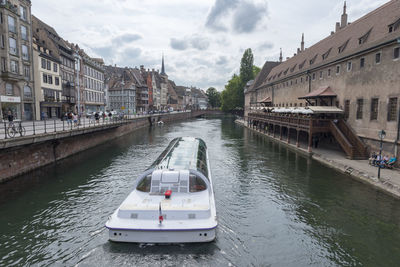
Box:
[76,46,105,114]
[0,0,34,120]
[106,66,136,114]
[245,1,400,156]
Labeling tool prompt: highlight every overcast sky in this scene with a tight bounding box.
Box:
[32,0,388,91]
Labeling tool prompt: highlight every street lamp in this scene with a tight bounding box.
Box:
[378,129,386,179]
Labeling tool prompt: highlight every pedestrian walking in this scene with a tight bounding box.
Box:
[95,112,100,124]
[73,113,78,127]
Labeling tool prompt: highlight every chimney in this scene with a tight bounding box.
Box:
[331,31,335,35]
[297,48,300,54]
[294,53,296,56]
[140,65,144,70]
[341,1,348,29]
[335,22,340,32]
[279,48,283,62]
[286,57,290,60]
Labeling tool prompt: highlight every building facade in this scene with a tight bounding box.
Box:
[245,1,400,156]
[0,0,34,120]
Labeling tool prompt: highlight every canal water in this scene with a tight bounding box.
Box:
[1,117,400,266]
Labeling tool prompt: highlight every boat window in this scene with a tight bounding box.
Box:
[189,175,207,192]
[136,175,151,192]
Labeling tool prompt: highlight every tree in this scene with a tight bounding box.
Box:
[221,74,241,112]
[253,65,261,77]
[240,48,254,87]
[206,87,221,108]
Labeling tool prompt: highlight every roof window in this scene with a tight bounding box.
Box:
[299,60,306,69]
[388,17,400,33]
[358,28,372,45]
[283,68,289,75]
[290,64,297,73]
[309,54,318,65]
[322,48,332,60]
[338,39,350,53]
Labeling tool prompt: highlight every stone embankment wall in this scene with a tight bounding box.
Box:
[0,112,191,183]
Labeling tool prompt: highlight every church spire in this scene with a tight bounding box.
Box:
[160,53,166,76]
[341,1,348,28]
[301,33,304,51]
[279,48,283,62]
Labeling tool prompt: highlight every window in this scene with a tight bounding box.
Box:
[8,15,16,33]
[1,57,6,71]
[312,73,316,80]
[347,61,352,71]
[319,71,323,79]
[336,65,340,74]
[375,52,381,64]
[48,75,53,84]
[21,25,27,40]
[41,58,46,69]
[47,61,51,70]
[20,6,27,21]
[370,98,378,120]
[10,60,18,73]
[388,97,398,121]
[21,45,28,60]
[0,34,4,48]
[6,83,13,95]
[394,47,400,60]
[53,63,58,72]
[23,65,30,79]
[0,12,2,24]
[360,58,365,68]
[43,73,47,83]
[55,77,59,85]
[23,85,32,98]
[327,69,331,77]
[9,37,17,55]
[356,99,364,119]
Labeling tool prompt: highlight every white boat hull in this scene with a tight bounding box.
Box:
[108,227,216,243]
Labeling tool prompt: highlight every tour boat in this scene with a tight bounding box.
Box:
[105,137,217,243]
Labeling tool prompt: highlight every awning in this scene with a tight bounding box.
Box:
[298,86,337,99]
[308,106,344,114]
[258,96,272,103]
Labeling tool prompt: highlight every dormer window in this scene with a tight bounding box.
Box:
[299,60,306,69]
[388,18,400,33]
[322,48,332,60]
[277,71,282,78]
[358,28,372,45]
[283,68,289,75]
[338,39,350,53]
[309,54,318,65]
[290,64,297,73]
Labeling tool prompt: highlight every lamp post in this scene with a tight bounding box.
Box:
[378,129,386,179]
[74,52,82,124]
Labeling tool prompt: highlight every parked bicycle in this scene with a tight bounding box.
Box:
[7,121,26,138]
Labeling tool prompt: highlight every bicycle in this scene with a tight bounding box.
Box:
[7,121,26,138]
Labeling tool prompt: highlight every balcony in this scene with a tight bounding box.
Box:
[1,71,23,81]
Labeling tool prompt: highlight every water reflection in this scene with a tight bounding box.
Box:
[0,117,400,266]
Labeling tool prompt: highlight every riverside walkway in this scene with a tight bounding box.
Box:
[0,111,186,141]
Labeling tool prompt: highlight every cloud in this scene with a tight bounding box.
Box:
[258,42,274,51]
[205,0,238,32]
[233,2,268,33]
[170,35,210,51]
[170,38,189,50]
[112,33,142,44]
[190,36,210,51]
[216,56,228,65]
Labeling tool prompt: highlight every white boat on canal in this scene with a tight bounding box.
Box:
[105,137,218,243]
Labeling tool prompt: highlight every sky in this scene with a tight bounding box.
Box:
[32,0,389,91]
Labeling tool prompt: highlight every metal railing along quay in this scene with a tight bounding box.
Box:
[0,111,190,140]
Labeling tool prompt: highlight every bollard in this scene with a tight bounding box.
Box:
[4,122,7,139]
[63,120,65,131]
[44,119,47,133]
[54,119,56,132]
[33,119,35,135]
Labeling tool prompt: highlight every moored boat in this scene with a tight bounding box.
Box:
[105,137,217,243]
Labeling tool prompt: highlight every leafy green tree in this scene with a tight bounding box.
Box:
[240,48,254,87]
[221,74,241,112]
[206,87,221,108]
[253,65,261,77]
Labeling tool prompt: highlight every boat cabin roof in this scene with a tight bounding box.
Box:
[149,137,209,179]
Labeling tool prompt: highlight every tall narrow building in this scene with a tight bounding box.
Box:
[0,0,35,120]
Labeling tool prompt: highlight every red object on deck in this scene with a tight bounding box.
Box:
[165,190,172,199]
[159,215,163,223]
